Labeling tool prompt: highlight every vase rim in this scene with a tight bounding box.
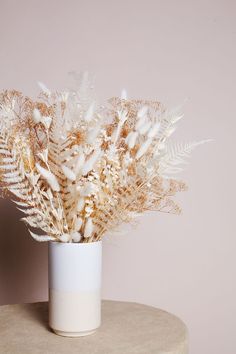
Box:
[49,240,102,246]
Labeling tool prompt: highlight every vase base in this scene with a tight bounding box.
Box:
[52,328,97,337]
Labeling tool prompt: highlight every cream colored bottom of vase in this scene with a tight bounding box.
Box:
[49,289,101,335]
[53,329,96,337]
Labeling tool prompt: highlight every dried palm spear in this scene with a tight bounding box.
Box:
[0,78,209,242]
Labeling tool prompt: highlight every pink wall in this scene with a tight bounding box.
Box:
[0,1,235,353]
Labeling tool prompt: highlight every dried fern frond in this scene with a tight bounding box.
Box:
[159,140,211,177]
[0,76,210,243]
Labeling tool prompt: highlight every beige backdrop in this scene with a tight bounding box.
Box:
[0,1,235,353]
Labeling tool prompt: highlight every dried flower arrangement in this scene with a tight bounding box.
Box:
[0,76,208,243]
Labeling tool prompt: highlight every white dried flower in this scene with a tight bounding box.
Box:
[41,116,52,129]
[123,152,133,166]
[87,126,101,144]
[135,116,147,130]
[77,197,85,211]
[36,163,60,192]
[82,149,101,176]
[71,231,82,242]
[138,121,152,135]
[79,182,95,196]
[118,110,128,125]
[59,233,71,242]
[126,131,138,149]
[74,217,83,231]
[84,102,95,122]
[32,108,41,124]
[136,138,153,159]
[75,152,85,175]
[85,206,93,217]
[62,165,76,181]
[137,106,148,118]
[147,122,161,138]
[84,217,93,238]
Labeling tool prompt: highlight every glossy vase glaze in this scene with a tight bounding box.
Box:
[48,241,102,337]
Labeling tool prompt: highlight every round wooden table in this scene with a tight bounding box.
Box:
[0,300,188,353]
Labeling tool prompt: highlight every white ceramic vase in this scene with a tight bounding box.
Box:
[48,241,102,337]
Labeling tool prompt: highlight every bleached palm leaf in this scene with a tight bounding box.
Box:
[159,140,211,176]
[28,230,55,242]
[13,200,29,207]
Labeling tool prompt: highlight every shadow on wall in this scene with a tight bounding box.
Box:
[0,199,48,305]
